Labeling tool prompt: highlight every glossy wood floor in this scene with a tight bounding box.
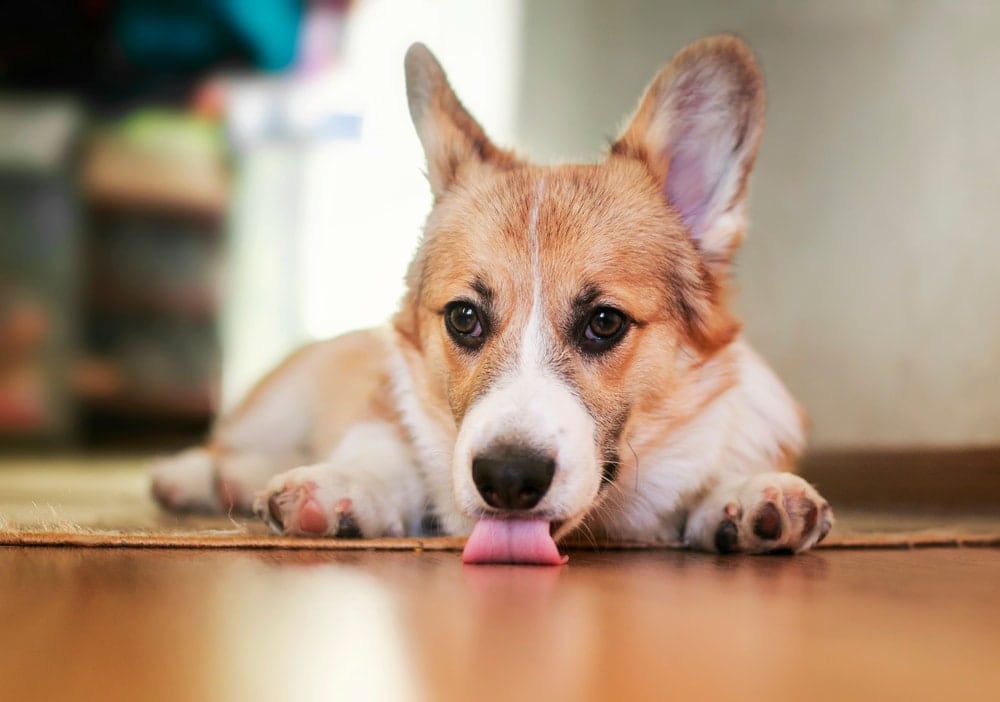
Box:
[1,546,998,702]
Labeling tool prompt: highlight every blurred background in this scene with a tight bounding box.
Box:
[0,1,997,468]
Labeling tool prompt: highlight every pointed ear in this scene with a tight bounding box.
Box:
[405,43,520,198]
[612,35,765,274]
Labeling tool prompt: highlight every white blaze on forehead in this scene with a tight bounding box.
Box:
[520,176,547,371]
[451,174,603,520]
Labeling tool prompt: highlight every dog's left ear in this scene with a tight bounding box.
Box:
[613,35,765,275]
[405,43,520,198]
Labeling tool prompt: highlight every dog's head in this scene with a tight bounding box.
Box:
[394,37,765,557]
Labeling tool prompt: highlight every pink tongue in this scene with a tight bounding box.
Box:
[462,517,568,565]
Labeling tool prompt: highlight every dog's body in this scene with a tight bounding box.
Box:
[152,37,832,562]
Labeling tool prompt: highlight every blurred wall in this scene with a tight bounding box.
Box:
[516,0,1000,450]
[219,0,524,408]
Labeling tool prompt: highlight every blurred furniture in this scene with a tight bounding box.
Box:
[0,97,82,445]
[75,112,229,447]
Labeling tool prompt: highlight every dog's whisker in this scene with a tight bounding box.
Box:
[575,518,600,550]
[616,439,641,492]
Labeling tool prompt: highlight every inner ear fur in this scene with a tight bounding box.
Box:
[612,35,766,275]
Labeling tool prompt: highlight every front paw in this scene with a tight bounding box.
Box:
[252,464,405,538]
[687,473,833,554]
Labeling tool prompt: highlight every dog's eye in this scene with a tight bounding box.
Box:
[444,301,485,349]
[580,307,628,353]
[586,308,626,340]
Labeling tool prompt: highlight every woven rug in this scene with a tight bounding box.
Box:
[1,456,998,550]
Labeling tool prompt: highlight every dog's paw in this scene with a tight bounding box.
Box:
[253,463,407,538]
[686,472,833,554]
[149,448,220,513]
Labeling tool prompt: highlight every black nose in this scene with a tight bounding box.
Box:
[472,446,556,510]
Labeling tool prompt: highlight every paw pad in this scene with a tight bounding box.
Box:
[296,497,331,534]
[332,498,363,538]
[751,502,783,540]
[714,519,740,554]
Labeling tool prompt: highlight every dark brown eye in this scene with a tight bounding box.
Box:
[444,301,485,349]
[580,307,628,353]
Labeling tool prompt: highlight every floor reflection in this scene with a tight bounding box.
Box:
[0,548,997,702]
[206,559,426,702]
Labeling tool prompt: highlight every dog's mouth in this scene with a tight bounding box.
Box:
[462,517,568,566]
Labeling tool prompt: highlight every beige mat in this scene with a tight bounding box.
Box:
[1,457,998,550]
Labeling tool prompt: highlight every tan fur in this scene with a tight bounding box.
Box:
[394,160,743,423]
[151,36,831,553]
[214,330,399,458]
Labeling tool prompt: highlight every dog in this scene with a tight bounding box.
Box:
[151,36,833,563]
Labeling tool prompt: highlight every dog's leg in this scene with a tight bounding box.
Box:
[215,451,310,514]
[150,448,308,514]
[150,344,327,513]
[254,421,426,538]
[684,472,833,554]
[150,447,220,513]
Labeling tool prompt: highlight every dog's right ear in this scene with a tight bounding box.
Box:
[405,43,519,198]
[612,35,766,277]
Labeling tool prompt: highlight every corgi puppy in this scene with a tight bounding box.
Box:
[151,36,833,564]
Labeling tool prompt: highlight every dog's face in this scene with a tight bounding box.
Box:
[395,37,765,541]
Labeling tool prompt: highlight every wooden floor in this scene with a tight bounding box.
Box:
[0,546,997,702]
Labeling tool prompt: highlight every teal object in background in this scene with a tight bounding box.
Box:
[216,0,303,71]
[115,0,302,72]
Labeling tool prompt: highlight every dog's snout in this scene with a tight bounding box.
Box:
[472,446,555,511]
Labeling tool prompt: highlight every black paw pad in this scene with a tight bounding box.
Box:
[714,519,740,554]
[420,511,442,536]
[335,513,363,539]
[752,502,783,540]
